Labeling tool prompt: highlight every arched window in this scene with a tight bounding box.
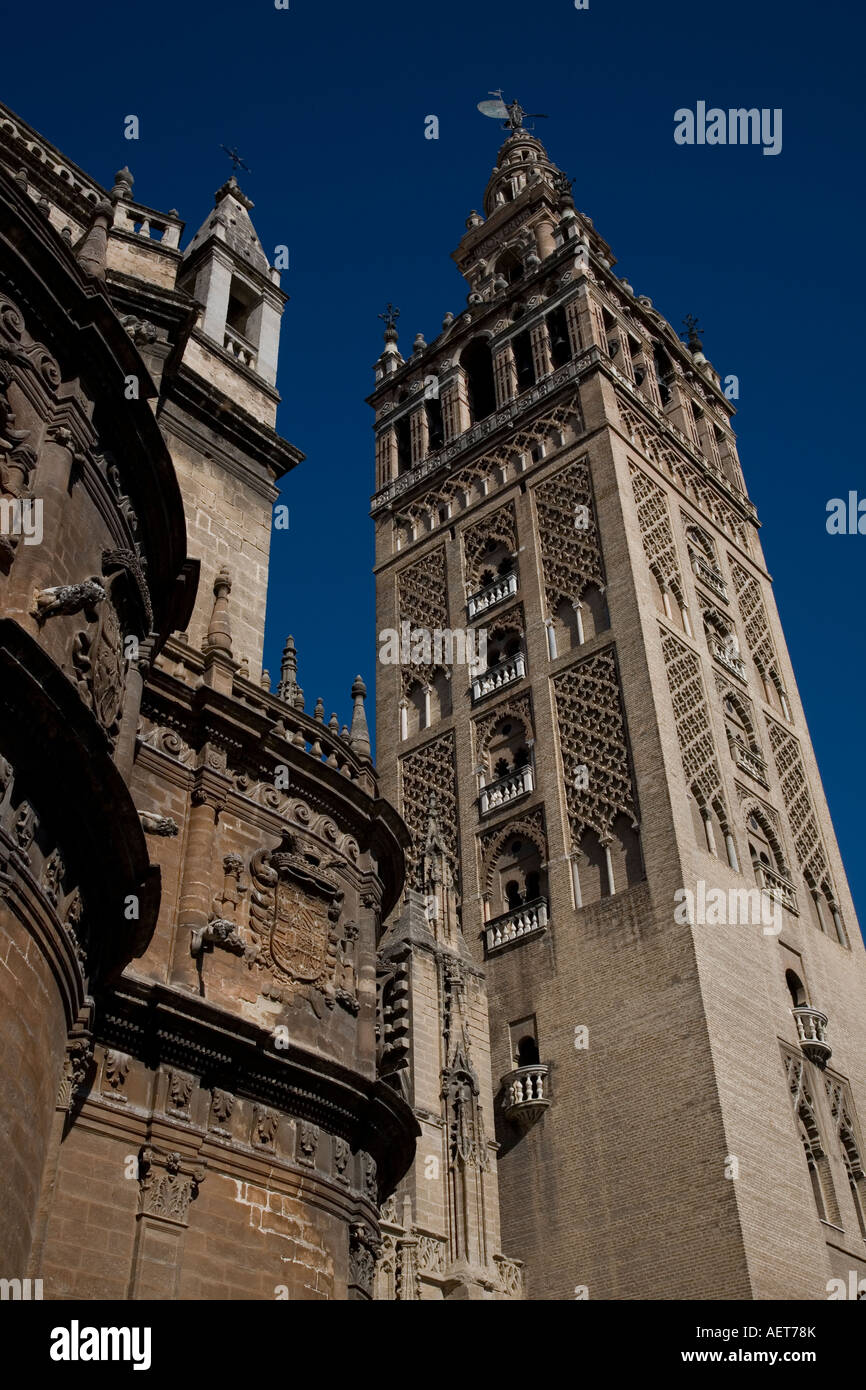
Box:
[653,342,673,406]
[395,414,412,475]
[405,680,426,737]
[747,809,790,896]
[512,330,535,393]
[840,1127,866,1240]
[462,338,496,423]
[516,1035,540,1067]
[797,1099,839,1225]
[486,624,523,669]
[785,970,807,1008]
[428,669,451,723]
[473,537,514,593]
[490,836,547,919]
[426,393,444,451]
[547,305,571,368]
[495,249,524,285]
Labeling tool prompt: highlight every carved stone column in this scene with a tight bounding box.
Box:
[493,344,517,408]
[130,1147,205,1299]
[529,321,553,381]
[375,425,397,487]
[177,772,229,980]
[564,297,584,358]
[440,369,470,441]
[409,404,429,466]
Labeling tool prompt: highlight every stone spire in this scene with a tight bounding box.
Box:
[348,676,372,762]
[75,198,113,279]
[109,167,134,202]
[202,567,233,656]
[277,634,304,709]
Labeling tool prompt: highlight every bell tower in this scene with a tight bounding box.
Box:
[370,108,866,1299]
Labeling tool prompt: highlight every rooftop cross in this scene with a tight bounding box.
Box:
[682,314,704,352]
[378,303,400,334]
[219,145,251,174]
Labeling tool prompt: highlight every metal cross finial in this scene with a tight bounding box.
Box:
[683,314,704,349]
[379,303,400,332]
[220,145,251,174]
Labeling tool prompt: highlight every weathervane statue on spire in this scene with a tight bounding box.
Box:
[476,90,549,133]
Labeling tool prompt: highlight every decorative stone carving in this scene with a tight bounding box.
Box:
[443,1034,489,1172]
[102,547,153,631]
[71,590,126,738]
[361,1152,378,1200]
[138,1148,204,1226]
[399,732,458,887]
[334,1136,350,1183]
[418,1233,447,1276]
[32,578,105,623]
[730,560,782,688]
[57,1032,93,1112]
[766,719,833,896]
[297,1121,318,1167]
[349,1222,382,1297]
[552,646,639,845]
[397,544,449,654]
[534,456,605,615]
[210,1089,234,1133]
[167,1071,195,1116]
[660,628,729,822]
[13,802,37,852]
[248,830,343,1006]
[41,847,64,905]
[139,811,179,837]
[252,1105,278,1148]
[629,463,686,604]
[462,501,518,578]
[103,1050,131,1099]
[616,393,750,549]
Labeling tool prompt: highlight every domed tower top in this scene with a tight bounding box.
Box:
[483,128,561,218]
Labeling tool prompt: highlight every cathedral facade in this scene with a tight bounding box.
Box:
[1,95,865,1302]
[0,100,417,1301]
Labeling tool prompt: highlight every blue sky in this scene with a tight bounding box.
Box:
[4,0,864,923]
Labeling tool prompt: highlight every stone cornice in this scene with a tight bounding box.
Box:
[159,363,302,489]
[97,977,420,1197]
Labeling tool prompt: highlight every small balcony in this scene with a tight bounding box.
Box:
[485,897,548,953]
[692,554,728,602]
[755,862,798,915]
[729,736,769,787]
[710,636,747,683]
[479,765,533,815]
[792,1006,832,1068]
[471,652,526,703]
[501,1064,551,1129]
[223,325,258,371]
[467,571,518,620]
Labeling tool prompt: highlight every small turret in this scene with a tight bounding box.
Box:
[180,176,286,386]
[348,675,372,762]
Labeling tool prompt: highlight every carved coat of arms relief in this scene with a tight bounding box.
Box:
[248,829,343,1007]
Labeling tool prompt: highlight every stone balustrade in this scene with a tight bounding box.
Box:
[472,651,526,703]
[485,897,548,953]
[501,1063,551,1128]
[467,571,518,619]
[479,764,533,815]
[792,1005,831,1067]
